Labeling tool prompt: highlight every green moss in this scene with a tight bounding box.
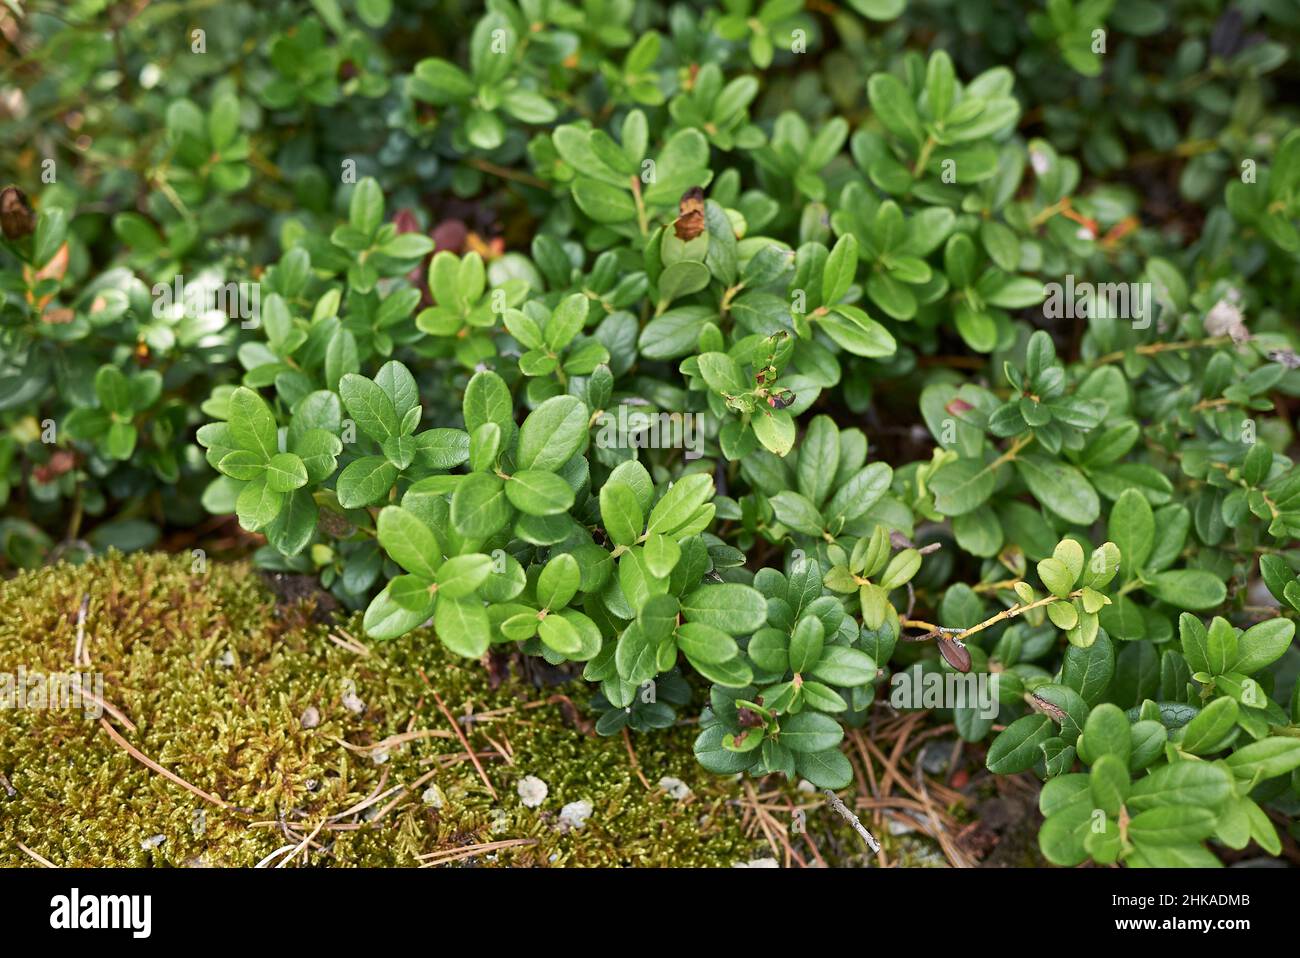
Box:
[0,553,766,867]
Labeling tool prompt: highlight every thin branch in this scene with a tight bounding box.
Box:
[74,679,137,733]
[253,845,297,868]
[275,818,327,868]
[1091,336,1232,367]
[420,672,498,800]
[622,728,652,790]
[74,593,89,667]
[15,841,56,867]
[417,838,537,867]
[333,728,454,753]
[822,788,880,853]
[465,157,548,189]
[98,718,230,809]
[369,768,440,823]
[325,782,403,823]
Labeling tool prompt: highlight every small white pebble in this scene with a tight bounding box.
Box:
[140,834,166,850]
[1075,226,1095,241]
[216,650,235,668]
[341,690,365,714]
[371,748,390,765]
[0,88,27,121]
[517,775,548,808]
[658,776,692,801]
[796,779,816,794]
[422,785,446,809]
[558,800,593,830]
[299,706,320,729]
[732,857,779,868]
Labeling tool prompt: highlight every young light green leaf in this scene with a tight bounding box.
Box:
[377,505,441,579]
[516,396,588,472]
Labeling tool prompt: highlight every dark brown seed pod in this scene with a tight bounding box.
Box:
[673,186,706,241]
[936,634,972,673]
[1,186,36,240]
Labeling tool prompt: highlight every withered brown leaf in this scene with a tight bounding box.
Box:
[673,186,705,241]
[1,185,36,240]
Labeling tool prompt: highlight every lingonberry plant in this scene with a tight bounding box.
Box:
[4,0,1299,867]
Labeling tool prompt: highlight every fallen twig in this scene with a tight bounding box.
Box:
[98,718,230,809]
[417,837,537,867]
[742,780,804,867]
[368,768,440,823]
[73,677,137,733]
[333,728,454,753]
[420,671,498,800]
[622,728,651,790]
[73,593,90,667]
[822,788,880,853]
[15,841,56,867]
[275,818,327,868]
[327,628,370,656]
[254,845,298,868]
[326,783,404,823]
